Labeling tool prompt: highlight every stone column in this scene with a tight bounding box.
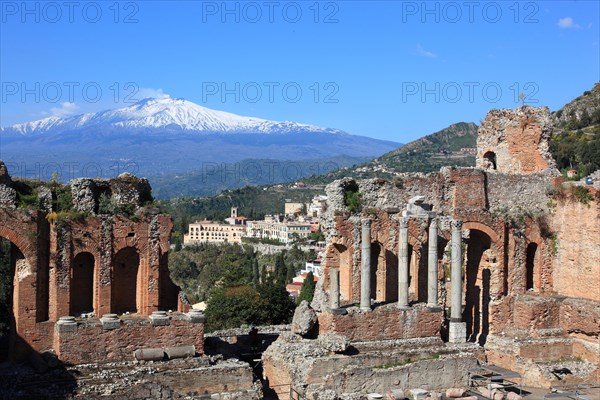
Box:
[360,219,372,310]
[427,218,439,309]
[449,219,466,343]
[398,217,410,309]
[330,268,340,309]
[329,268,347,314]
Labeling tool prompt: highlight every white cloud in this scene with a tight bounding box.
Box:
[136,87,171,100]
[558,17,580,29]
[416,44,437,58]
[48,102,80,118]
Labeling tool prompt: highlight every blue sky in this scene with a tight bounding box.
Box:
[1,0,599,143]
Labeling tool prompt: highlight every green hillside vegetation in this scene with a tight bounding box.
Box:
[169,242,313,331]
[376,122,478,171]
[304,122,478,184]
[550,83,600,177]
[150,155,370,199]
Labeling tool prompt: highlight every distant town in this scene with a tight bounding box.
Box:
[183,195,327,246]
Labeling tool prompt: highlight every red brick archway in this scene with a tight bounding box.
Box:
[0,224,40,359]
[111,247,140,314]
[463,229,493,346]
[70,252,95,316]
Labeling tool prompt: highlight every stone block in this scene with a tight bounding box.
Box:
[55,316,78,333]
[149,311,170,326]
[330,307,348,315]
[100,313,121,330]
[446,388,467,398]
[187,310,206,323]
[410,388,429,400]
[448,322,466,343]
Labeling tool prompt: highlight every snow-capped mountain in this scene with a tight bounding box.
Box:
[2,98,346,136]
[0,98,401,191]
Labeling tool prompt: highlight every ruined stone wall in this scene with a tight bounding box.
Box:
[486,171,557,215]
[323,354,478,395]
[54,314,204,365]
[318,304,442,342]
[0,162,179,363]
[477,106,556,174]
[551,198,600,301]
[263,335,482,398]
[71,173,152,214]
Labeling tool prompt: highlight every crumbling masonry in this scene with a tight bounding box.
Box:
[263,106,599,397]
[0,171,203,365]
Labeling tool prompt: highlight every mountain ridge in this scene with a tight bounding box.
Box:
[2,97,347,136]
[0,97,400,181]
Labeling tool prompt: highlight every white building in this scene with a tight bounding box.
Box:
[183,207,246,245]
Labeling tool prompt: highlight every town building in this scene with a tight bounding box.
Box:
[246,218,312,244]
[183,208,246,245]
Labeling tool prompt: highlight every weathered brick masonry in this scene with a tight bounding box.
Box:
[292,106,600,390]
[0,170,197,364]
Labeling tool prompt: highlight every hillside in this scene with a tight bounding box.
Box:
[550,83,600,177]
[150,155,370,199]
[304,122,478,183]
[158,122,480,233]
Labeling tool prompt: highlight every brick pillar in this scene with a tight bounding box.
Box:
[398,217,410,309]
[360,218,371,310]
[449,219,466,343]
[427,218,440,309]
[147,253,160,314]
[49,224,71,319]
[97,217,112,317]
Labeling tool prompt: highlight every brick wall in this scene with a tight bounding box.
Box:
[54,314,204,364]
[552,199,600,301]
[318,304,442,342]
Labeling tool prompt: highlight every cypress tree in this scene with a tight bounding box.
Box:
[297,272,316,305]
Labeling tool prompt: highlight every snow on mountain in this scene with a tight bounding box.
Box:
[1,98,347,136]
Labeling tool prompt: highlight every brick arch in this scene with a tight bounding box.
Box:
[525,239,542,292]
[327,242,353,302]
[462,221,500,243]
[111,246,141,314]
[70,251,96,316]
[0,226,35,263]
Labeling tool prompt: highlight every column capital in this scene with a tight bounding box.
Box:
[399,217,409,229]
[429,218,437,229]
[451,219,463,230]
[361,218,371,228]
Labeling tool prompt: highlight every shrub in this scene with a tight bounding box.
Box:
[570,186,593,204]
[344,190,362,212]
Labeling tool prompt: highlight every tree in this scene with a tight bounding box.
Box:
[261,264,268,284]
[252,259,260,287]
[205,285,264,331]
[275,253,287,285]
[286,258,296,283]
[297,272,316,305]
[257,276,295,325]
